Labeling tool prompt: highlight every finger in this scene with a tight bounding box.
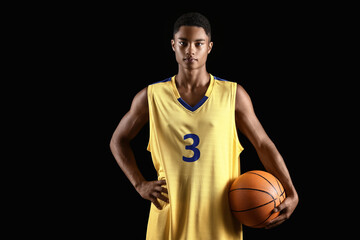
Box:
[154,186,168,194]
[265,219,286,229]
[154,191,169,203]
[270,213,287,225]
[157,180,167,186]
[273,199,288,213]
[158,194,169,203]
[161,187,168,194]
[266,210,289,229]
[152,198,162,210]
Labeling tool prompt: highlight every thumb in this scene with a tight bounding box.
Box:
[273,199,287,213]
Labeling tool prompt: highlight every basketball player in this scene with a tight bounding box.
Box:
[110,12,298,239]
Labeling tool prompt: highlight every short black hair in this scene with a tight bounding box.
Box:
[173,12,211,40]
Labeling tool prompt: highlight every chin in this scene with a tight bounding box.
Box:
[182,62,204,70]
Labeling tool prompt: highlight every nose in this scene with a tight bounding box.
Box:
[186,43,195,56]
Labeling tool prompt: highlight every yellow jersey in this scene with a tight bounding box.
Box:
[146,74,243,240]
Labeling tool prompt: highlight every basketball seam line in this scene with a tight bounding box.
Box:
[248,172,279,196]
[275,179,286,204]
[229,187,273,197]
[229,187,276,212]
[230,198,276,212]
[249,212,274,227]
[280,191,285,197]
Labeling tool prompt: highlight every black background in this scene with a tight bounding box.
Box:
[18,2,353,239]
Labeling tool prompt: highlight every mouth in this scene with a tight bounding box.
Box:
[184,57,197,63]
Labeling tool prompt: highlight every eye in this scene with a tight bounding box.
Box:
[179,41,187,46]
[196,42,204,47]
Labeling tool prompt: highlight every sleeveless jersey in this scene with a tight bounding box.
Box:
[146,74,244,240]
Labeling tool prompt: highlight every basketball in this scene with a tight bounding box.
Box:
[229,170,286,228]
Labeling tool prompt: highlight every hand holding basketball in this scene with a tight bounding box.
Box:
[264,190,299,229]
[229,170,287,228]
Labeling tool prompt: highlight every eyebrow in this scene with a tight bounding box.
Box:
[178,37,206,42]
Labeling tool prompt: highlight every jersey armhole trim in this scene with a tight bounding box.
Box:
[232,82,244,155]
[149,77,172,85]
[213,76,229,81]
[147,85,152,152]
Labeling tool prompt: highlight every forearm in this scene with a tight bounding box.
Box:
[110,137,145,190]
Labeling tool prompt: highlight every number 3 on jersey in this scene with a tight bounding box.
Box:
[182,134,200,162]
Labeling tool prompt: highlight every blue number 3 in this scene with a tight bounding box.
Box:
[182,134,200,162]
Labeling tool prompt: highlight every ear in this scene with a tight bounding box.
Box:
[171,39,175,52]
[207,41,213,54]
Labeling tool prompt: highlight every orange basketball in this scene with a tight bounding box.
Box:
[229,170,286,228]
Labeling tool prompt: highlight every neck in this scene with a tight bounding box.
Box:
[176,67,209,89]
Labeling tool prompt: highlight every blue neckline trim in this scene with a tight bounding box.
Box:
[177,96,208,112]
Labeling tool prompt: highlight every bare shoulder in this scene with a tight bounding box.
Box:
[235,84,254,114]
[130,87,148,115]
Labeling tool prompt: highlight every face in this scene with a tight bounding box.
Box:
[171,26,213,70]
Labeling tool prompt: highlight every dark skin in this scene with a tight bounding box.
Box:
[110,26,298,229]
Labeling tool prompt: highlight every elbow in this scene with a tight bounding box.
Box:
[109,137,116,152]
[110,135,118,153]
[110,132,121,152]
[110,133,130,152]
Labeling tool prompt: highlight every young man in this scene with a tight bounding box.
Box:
[110,12,298,239]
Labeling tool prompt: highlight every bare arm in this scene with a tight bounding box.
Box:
[110,87,168,209]
[235,84,299,229]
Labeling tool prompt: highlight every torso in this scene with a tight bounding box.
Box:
[146,74,244,239]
